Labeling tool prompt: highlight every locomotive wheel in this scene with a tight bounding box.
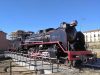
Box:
[72,60,82,68]
[81,55,88,64]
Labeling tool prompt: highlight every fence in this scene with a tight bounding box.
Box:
[0,51,60,75]
[0,57,36,75]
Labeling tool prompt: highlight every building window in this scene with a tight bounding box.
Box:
[90,35,92,42]
[98,34,100,37]
[94,34,96,37]
[98,34,100,42]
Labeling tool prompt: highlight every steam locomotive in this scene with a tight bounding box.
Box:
[16,20,95,67]
[24,21,85,49]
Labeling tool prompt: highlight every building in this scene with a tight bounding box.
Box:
[9,30,34,49]
[0,31,12,50]
[10,30,34,40]
[83,29,100,42]
[83,29,100,49]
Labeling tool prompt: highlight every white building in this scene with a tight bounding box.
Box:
[83,29,100,43]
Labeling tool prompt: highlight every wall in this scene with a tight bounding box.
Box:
[0,31,12,50]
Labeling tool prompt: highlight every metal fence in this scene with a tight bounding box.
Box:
[0,51,60,75]
[0,57,35,75]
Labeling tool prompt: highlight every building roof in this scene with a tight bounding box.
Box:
[0,31,7,34]
[83,29,100,33]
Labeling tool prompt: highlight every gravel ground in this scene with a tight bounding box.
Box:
[50,68,100,75]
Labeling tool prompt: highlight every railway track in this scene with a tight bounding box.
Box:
[82,58,100,69]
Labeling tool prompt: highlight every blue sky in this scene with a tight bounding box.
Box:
[0,0,100,35]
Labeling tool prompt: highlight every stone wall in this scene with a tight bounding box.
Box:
[86,42,100,49]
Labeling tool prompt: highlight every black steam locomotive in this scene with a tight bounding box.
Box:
[16,20,95,67]
[24,20,85,51]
